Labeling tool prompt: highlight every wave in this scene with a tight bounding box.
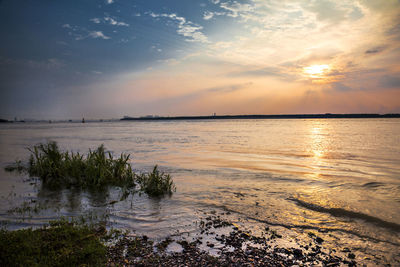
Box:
[202,203,400,247]
[288,197,400,232]
[362,181,385,188]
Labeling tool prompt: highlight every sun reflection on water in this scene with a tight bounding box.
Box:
[308,121,327,180]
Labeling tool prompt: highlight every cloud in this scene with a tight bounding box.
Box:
[359,0,400,13]
[380,74,400,89]
[365,47,385,54]
[89,31,110,39]
[62,22,111,40]
[106,0,114,4]
[385,23,400,40]
[150,45,162,52]
[219,1,254,18]
[203,11,226,20]
[90,17,129,26]
[205,82,252,93]
[304,0,348,23]
[330,82,353,91]
[104,16,129,26]
[227,66,284,78]
[160,82,253,105]
[90,18,101,24]
[149,13,209,43]
[203,11,214,20]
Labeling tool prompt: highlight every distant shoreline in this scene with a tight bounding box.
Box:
[121,113,400,121]
[1,114,399,123]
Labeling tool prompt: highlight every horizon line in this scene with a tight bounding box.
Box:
[121,113,400,121]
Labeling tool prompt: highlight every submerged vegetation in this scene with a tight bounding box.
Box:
[137,165,176,197]
[28,142,135,189]
[5,141,175,197]
[0,219,107,267]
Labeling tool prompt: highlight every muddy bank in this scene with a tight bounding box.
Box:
[107,213,358,267]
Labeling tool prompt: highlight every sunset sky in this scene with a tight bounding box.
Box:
[1,0,399,119]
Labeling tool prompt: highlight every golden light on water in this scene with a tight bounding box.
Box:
[308,121,327,180]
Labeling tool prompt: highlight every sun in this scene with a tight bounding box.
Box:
[303,64,330,77]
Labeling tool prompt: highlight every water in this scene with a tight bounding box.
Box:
[0,119,399,264]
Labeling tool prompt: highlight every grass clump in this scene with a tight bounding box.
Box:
[137,165,176,197]
[27,142,135,190]
[0,219,106,267]
[5,141,176,197]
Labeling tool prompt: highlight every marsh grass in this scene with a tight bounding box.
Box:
[0,219,107,267]
[27,142,135,191]
[137,165,176,197]
[6,141,175,197]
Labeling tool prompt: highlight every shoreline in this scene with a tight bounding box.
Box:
[1,212,359,267]
[2,113,399,124]
[107,212,359,266]
[121,113,400,121]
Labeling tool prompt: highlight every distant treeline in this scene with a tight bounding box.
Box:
[121,113,400,121]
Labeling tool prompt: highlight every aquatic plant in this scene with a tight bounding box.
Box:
[5,141,175,197]
[136,165,176,197]
[27,142,135,190]
[0,219,106,266]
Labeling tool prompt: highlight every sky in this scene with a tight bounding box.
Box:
[0,0,399,120]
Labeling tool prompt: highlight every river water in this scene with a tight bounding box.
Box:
[0,119,399,264]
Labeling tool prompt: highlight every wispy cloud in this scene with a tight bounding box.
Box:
[302,0,358,23]
[89,31,110,39]
[90,16,129,26]
[106,0,114,4]
[219,1,254,18]
[380,74,400,89]
[90,18,101,24]
[203,11,226,20]
[365,46,386,54]
[62,23,111,40]
[203,11,214,20]
[149,12,209,43]
[210,0,220,4]
[205,82,252,93]
[104,16,129,26]
[227,66,285,78]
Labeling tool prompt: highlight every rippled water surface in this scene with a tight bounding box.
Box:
[1,119,399,263]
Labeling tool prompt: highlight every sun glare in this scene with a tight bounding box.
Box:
[303,64,330,78]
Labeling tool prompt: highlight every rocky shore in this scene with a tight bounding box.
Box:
[107,213,358,266]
